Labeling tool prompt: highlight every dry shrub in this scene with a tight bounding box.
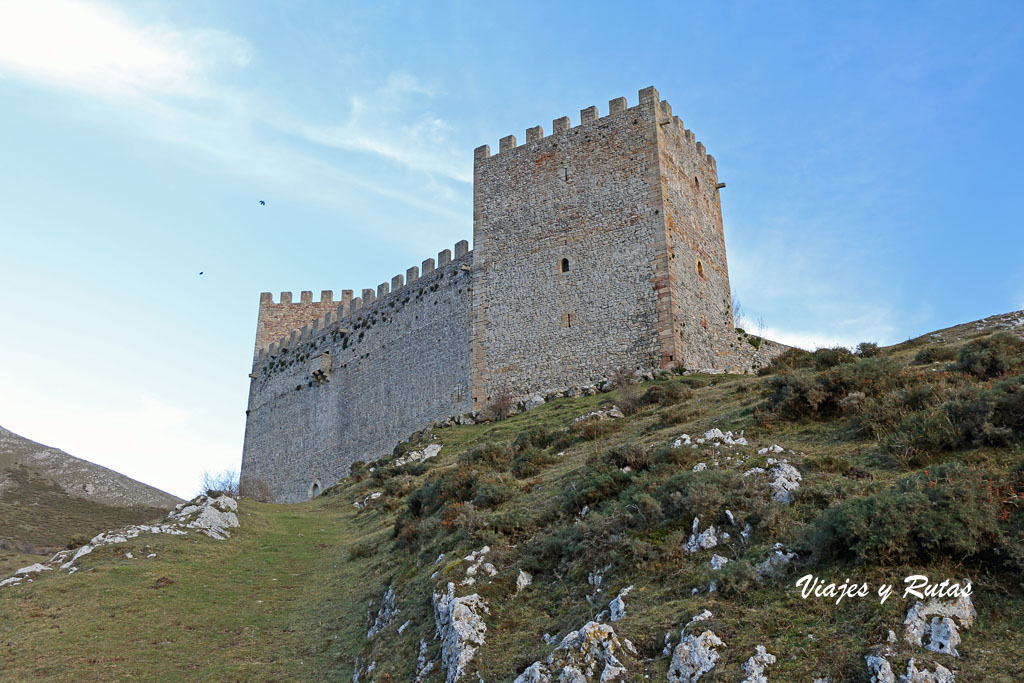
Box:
[239,476,275,502]
[613,367,641,415]
[486,388,515,421]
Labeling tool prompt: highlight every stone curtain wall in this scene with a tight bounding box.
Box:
[242,248,473,502]
[471,88,670,407]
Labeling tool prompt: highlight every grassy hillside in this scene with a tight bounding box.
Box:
[1,312,1022,681]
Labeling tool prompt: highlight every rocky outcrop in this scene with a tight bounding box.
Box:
[740,645,777,682]
[667,611,724,682]
[367,584,399,639]
[903,584,975,657]
[394,443,443,467]
[432,582,489,682]
[513,621,636,682]
[167,492,240,540]
[608,585,633,622]
[0,493,238,591]
[684,517,719,554]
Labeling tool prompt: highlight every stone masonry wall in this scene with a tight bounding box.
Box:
[653,96,737,370]
[254,291,343,360]
[470,88,670,407]
[242,246,473,502]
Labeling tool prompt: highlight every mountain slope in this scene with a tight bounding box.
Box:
[0,426,181,574]
[1,311,1022,681]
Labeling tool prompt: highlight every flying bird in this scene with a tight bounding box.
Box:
[199,272,204,275]
[259,200,266,206]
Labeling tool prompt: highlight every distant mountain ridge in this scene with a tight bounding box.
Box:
[0,425,181,511]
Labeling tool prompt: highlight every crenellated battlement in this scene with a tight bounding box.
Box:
[253,241,472,363]
[473,86,717,171]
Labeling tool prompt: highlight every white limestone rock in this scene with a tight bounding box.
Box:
[513,621,632,683]
[526,395,546,410]
[866,654,897,683]
[433,582,489,683]
[516,569,533,593]
[755,543,797,579]
[167,492,240,539]
[367,584,399,639]
[667,627,724,682]
[608,585,633,622]
[767,459,802,503]
[684,517,718,554]
[414,639,435,682]
[394,443,443,467]
[740,645,777,683]
[710,554,729,571]
[903,584,975,656]
[900,658,955,683]
[14,563,52,576]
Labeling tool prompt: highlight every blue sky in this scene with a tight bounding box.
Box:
[1,0,1021,498]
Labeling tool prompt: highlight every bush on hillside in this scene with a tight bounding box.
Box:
[912,345,957,365]
[459,443,512,470]
[885,376,1024,464]
[954,331,1024,379]
[761,356,904,421]
[812,461,1016,566]
[510,448,556,478]
[602,442,652,471]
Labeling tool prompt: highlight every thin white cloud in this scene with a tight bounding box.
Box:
[0,0,468,210]
[0,0,248,97]
[292,71,471,183]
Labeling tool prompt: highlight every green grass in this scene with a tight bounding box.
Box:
[2,316,1024,680]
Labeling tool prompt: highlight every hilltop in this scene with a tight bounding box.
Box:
[0,426,180,575]
[1,311,1022,681]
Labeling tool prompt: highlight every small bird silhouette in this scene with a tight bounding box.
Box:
[199,272,204,275]
[258,200,266,206]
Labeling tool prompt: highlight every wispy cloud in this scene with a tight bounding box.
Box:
[0,0,248,97]
[291,71,471,183]
[0,0,468,213]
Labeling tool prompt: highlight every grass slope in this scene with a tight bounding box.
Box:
[2,311,1023,681]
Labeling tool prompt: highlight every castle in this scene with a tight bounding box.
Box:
[242,86,781,502]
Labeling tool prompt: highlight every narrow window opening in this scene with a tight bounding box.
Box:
[694,176,700,189]
[561,258,570,273]
[567,313,572,328]
[697,260,706,280]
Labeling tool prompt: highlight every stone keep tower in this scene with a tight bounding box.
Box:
[470,86,735,408]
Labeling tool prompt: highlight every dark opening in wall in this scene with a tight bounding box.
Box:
[694,176,700,189]
[697,260,706,280]
[561,258,570,273]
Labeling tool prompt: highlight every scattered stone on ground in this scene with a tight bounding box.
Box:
[516,569,532,594]
[353,491,383,510]
[460,546,497,586]
[0,493,240,592]
[755,543,797,579]
[393,443,443,467]
[572,406,624,423]
[710,554,729,571]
